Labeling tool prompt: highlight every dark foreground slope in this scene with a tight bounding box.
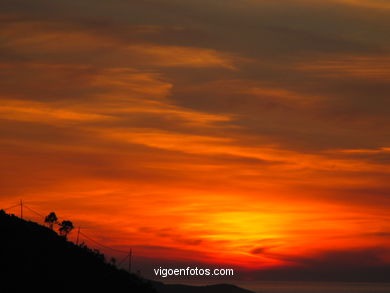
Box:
[0,210,254,293]
[0,210,155,293]
[152,282,255,293]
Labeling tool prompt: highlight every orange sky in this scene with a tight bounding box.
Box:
[1,0,390,281]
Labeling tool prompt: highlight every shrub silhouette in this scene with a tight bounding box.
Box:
[44,212,58,230]
[58,220,74,238]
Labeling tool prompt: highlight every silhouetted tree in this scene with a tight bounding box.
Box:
[44,212,58,230]
[58,220,74,238]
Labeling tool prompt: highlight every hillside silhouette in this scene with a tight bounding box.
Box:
[0,210,254,293]
[152,282,255,293]
[0,209,156,293]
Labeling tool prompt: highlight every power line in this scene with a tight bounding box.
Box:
[128,248,132,273]
[20,199,23,219]
[24,205,46,218]
[3,200,133,271]
[76,227,81,245]
[117,254,129,266]
[79,231,128,254]
[3,203,21,211]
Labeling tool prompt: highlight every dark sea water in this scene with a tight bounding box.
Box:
[234,281,390,293]
[163,280,390,293]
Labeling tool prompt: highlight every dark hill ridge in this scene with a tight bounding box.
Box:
[0,210,155,293]
[0,210,255,293]
[152,282,255,293]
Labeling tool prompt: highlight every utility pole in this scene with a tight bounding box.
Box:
[76,227,81,245]
[128,248,132,273]
[20,199,23,219]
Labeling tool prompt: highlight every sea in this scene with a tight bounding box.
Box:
[235,281,390,293]
[163,280,390,293]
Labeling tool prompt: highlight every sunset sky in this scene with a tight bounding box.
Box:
[1,0,390,281]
